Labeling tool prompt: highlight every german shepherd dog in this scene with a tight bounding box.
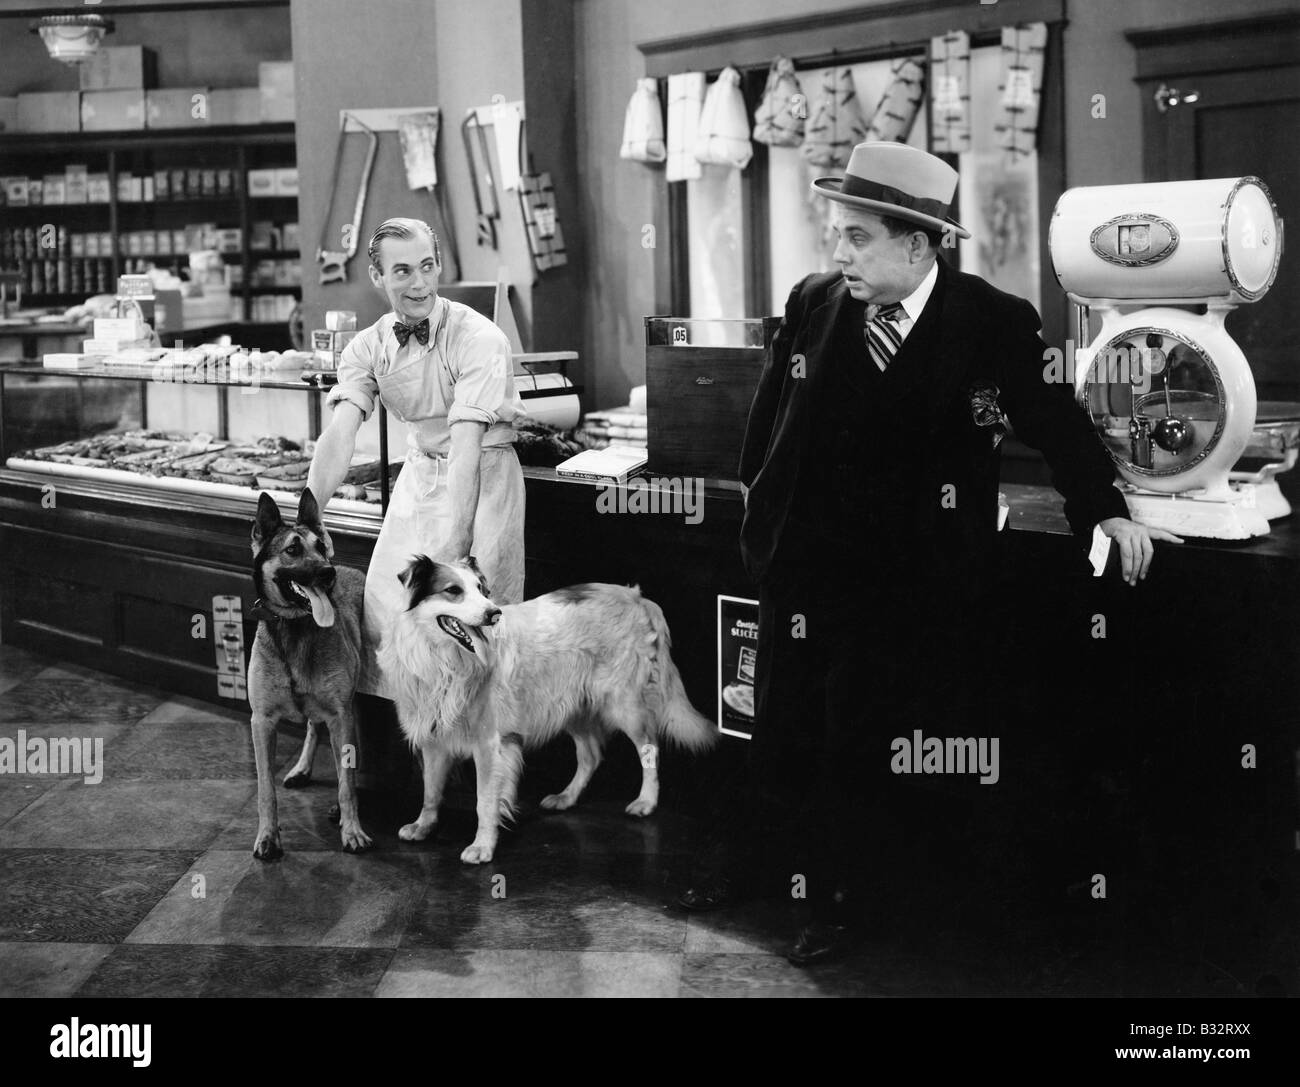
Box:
[247,488,371,859]
[381,556,716,864]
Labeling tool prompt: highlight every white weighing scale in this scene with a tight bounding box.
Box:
[1049,177,1285,539]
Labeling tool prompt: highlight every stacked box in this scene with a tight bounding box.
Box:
[258,62,295,122]
[81,90,146,131]
[16,92,81,133]
[210,88,261,126]
[146,88,211,129]
[79,46,158,91]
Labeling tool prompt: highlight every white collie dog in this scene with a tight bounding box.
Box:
[380,555,717,864]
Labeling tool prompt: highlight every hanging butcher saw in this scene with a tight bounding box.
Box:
[462,111,502,249]
[317,111,378,284]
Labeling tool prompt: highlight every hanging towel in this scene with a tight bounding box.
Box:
[800,67,869,170]
[667,72,706,182]
[620,78,666,163]
[752,56,806,148]
[995,22,1048,161]
[929,31,971,154]
[864,57,926,143]
[694,67,753,169]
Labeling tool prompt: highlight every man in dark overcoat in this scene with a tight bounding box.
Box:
[680,141,1180,965]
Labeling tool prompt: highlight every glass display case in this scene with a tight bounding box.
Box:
[0,356,403,534]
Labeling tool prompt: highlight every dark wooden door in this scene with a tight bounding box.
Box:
[1134,13,1300,399]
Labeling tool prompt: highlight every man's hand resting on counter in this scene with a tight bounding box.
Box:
[1099,516,1184,586]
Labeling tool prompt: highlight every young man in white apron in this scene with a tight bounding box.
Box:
[306,217,526,696]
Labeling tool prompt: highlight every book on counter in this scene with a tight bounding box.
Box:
[554,446,648,484]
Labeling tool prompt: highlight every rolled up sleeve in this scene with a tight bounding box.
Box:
[326,330,381,421]
[447,327,519,427]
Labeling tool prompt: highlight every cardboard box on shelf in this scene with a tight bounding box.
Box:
[116,173,134,202]
[81,90,146,132]
[86,174,111,203]
[65,165,88,204]
[171,169,188,199]
[79,46,158,91]
[273,168,299,196]
[214,228,242,254]
[210,87,262,127]
[146,88,211,129]
[250,220,280,250]
[17,92,81,133]
[27,180,43,205]
[156,231,173,256]
[4,178,29,206]
[247,169,277,198]
[171,229,187,255]
[282,222,300,250]
[258,61,295,122]
[42,176,67,205]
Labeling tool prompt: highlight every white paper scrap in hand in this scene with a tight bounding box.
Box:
[1089,523,1112,577]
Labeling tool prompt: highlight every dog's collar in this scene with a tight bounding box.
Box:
[252,598,292,622]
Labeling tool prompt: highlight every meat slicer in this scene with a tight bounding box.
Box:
[1049,177,1285,539]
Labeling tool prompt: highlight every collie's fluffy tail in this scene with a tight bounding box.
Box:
[641,597,718,751]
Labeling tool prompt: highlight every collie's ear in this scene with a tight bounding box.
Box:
[464,555,491,599]
[398,554,431,590]
[252,493,282,553]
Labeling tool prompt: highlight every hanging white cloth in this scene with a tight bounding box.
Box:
[800,67,868,170]
[752,56,805,148]
[694,66,753,169]
[620,77,666,163]
[929,30,972,154]
[995,22,1048,161]
[864,57,926,143]
[666,72,706,182]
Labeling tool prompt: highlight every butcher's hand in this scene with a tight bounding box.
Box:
[1098,517,1183,586]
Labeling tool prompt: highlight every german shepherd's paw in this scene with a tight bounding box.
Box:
[282,767,313,789]
[252,828,284,861]
[539,792,575,811]
[398,819,437,841]
[460,842,495,864]
[624,798,657,818]
[341,825,373,853]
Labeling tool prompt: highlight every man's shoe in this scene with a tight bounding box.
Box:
[675,876,739,913]
[787,921,858,966]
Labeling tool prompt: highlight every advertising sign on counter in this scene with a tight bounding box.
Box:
[717,595,758,739]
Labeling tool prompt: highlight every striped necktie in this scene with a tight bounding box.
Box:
[864,302,905,372]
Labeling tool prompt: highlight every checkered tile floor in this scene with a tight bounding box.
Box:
[0,644,1288,997]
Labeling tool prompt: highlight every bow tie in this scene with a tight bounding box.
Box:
[393,317,430,348]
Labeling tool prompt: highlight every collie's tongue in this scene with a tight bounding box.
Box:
[301,584,335,627]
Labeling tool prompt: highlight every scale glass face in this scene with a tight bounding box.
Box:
[1086,327,1227,478]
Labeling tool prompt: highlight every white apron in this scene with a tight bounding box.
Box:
[359,444,525,697]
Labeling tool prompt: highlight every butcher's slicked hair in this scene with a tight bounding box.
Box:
[368,217,442,272]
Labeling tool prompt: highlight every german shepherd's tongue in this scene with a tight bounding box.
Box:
[300,583,336,627]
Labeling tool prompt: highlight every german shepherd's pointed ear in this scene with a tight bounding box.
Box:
[252,493,283,556]
[296,487,332,558]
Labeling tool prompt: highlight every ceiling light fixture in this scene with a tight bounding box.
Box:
[29,12,115,66]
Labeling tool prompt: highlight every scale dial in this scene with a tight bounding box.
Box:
[1078,307,1256,495]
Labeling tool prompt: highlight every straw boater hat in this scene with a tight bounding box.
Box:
[812,141,971,239]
